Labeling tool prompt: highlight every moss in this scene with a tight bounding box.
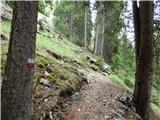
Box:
[109,74,132,92]
[45,74,56,83]
[37,62,46,68]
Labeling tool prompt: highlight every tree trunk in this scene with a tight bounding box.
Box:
[132,1,140,102]
[94,24,100,54]
[84,6,87,48]
[100,14,105,57]
[1,1,38,120]
[70,12,73,41]
[133,1,154,120]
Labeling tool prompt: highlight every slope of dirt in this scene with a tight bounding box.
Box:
[44,68,160,120]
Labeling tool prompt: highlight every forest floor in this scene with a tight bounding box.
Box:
[33,66,160,120]
[1,19,160,120]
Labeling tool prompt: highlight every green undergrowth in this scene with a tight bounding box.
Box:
[36,52,80,94]
[109,74,132,92]
[0,20,87,95]
[37,32,87,65]
[0,21,11,33]
[109,71,160,112]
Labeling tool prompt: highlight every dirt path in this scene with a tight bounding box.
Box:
[63,69,140,120]
[33,68,160,120]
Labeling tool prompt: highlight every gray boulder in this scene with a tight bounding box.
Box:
[71,92,81,101]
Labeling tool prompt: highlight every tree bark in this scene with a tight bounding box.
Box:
[132,1,140,101]
[1,1,38,120]
[84,6,87,48]
[100,14,105,57]
[70,12,73,41]
[133,1,154,120]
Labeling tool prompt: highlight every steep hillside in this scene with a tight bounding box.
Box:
[1,19,160,120]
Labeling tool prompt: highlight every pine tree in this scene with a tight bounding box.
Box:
[1,1,38,120]
[133,1,154,120]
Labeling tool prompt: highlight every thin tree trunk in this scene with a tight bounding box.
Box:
[134,1,154,120]
[84,6,87,48]
[1,1,38,120]
[70,12,73,41]
[94,24,100,54]
[100,14,105,57]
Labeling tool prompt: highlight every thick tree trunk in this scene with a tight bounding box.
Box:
[1,1,38,120]
[133,1,154,120]
[132,1,140,101]
[84,6,87,48]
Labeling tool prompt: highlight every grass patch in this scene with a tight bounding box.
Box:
[0,21,11,33]
[109,74,132,92]
[36,33,86,64]
[151,103,160,112]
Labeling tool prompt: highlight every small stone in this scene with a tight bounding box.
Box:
[71,92,81,101]
[103,100,107,103]
[49,111,53,119]
[44,71,50,76]
[78,108,81,112]
[40,78,51,87]
[44,98,48,102]
[104,115,109,119]
[102,63,110,72]
[95,96,98,99]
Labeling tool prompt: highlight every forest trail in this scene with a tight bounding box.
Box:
[62,69,140,120]
[59,68,160,120]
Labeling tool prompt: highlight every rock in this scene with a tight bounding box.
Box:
[86,55,97,64]
[71,92,81,101]
[40,78,53,88]
[104,115,110,119]
[44,71,50,76]
[90,65,98,71]
[102,72,108,76]
[95,96,98,99]
[102,63,110,72]
[44,98,48,102]
[49,111,53,119]
[77,108,81,112]
[82,76,89,84]
[46,63,53,73]
[103,100,107,103]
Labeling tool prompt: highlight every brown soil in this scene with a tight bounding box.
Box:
[33,68,160,120]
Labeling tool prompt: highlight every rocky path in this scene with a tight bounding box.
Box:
[34,68,159,120]
[62,69,140,120]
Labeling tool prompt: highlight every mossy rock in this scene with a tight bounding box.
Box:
[45,74,56,83]
[89,64,99,71]
[37,62,46,68]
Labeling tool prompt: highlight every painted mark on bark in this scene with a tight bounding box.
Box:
[27,58,35,69]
